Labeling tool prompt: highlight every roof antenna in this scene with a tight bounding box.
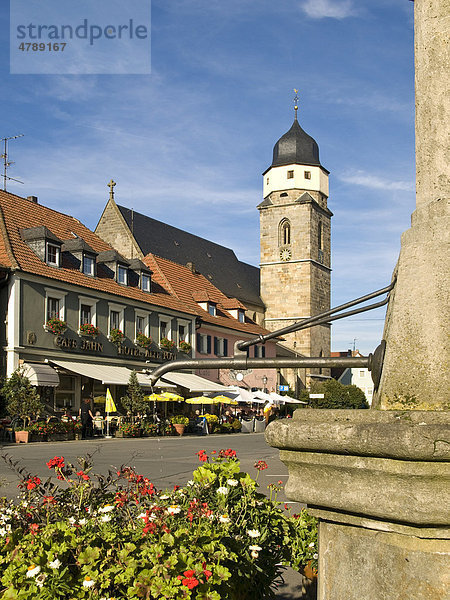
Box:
[1,134,24,191]
[293,89,299,121]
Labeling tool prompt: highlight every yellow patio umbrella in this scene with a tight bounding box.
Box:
[161,392,184,402]
[212,395,238,405]
[186,396,216,405]
[105,388,117,438]
[145,393,165,402]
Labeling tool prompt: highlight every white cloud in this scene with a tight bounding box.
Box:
[338,170,414,191]
[301,0,356,20]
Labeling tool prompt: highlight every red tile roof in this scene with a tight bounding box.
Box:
[0,190,194,315]
[145,253,274,338]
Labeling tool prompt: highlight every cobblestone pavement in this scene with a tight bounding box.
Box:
[0,432,313,598]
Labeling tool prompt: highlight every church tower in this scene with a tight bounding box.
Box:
[258,104,332,389]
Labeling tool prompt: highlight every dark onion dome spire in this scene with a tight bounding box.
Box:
[271,118,323,169]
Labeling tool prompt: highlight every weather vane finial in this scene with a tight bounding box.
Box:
[293,89,299,120]
[107,179,116,201]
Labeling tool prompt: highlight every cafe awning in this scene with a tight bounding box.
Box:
[159,372,233,393]
[23,363,60,387]
[48,360,173,388]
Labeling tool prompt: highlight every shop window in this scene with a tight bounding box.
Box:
[54,375,76,411]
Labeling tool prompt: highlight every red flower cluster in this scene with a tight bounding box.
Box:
[178,570,199,590]
[43,495,56,505]
[197,450,208,462]
[219,448,237,459]
[29,523,39,536]
[26,476,41,490]
[254,460,268,471]
[76,470,90,481]
[186,499,212,523]
[46,456,65,470]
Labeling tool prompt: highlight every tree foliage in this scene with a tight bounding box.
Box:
[300,378,369,409]
[120,370,146,422]
[1,367,43,426]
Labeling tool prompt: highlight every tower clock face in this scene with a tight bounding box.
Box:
[280,248,292,261]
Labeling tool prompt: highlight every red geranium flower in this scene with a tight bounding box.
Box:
[254,460,268,471]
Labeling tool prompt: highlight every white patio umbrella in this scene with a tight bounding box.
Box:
[269,392,308,405]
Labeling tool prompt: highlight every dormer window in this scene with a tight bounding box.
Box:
[141,273,151,292]
[46,243,60,267]
[238,309,245,323]
[82,255,95,276]
[208,303,217,317]
[117,264,128,285]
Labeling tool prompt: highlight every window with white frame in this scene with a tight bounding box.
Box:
[108,303,125,333]
[141,273,151,292]
[46,243,60,267]
[177,320,189,344]
[82,255,95,276]
[135,310,149,339]
[117,265,128,285]
[44,288,67,324]
[208,303,217,317]
[159,316,171,341]
[196,333,211,354]
[78,296,98,327]
[238,309,245,323]
[213,336,228,357]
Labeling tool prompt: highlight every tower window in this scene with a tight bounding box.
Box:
[318,222,323,250]
[279,219,291,246]
[304,171,311,180]
[266,177,269,185]
[287,170,294,179]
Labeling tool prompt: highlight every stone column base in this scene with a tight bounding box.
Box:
[314,513,449,600]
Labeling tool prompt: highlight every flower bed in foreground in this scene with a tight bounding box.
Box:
[0,450,317,599]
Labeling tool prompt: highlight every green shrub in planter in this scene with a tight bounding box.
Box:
[220,422,233,434]
[231,418,242,432]
[141,422,158,437]
[0,449,318,599]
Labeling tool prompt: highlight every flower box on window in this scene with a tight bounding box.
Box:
[44,317,67,335]
[78,323,100,338]
[160,337,176,352]
[135,332,152,349]
[108,328,125,345]
[178,341,192,354]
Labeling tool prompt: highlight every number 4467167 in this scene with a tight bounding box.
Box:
[18,42,67,51]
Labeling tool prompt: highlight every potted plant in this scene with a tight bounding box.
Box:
[117,422,141,438]
[204,413,219,434]
[44,317,67,335]
[141,422,158,437]
[108,328,125,345]
[78,323,100,337]
[26,421,48,442]
[160,337,176,352]
[1,368,43,443]
[170,415,189,436]
[121,371,146,425]
[135,332,152,349]
[178,340,192,354]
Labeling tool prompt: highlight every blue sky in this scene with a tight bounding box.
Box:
[1,0,415,354]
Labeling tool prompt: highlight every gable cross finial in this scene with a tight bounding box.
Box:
[293,89,299,120]
[107,179,116,201]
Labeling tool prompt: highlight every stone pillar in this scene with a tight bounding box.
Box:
[266,410,450,600]
[374,0,450,408]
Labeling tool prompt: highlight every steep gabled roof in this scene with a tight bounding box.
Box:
[145,254,273,338]
[116,204,263,308]
[0,190,194,316]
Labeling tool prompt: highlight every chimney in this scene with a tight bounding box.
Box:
[27,196,38,203]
